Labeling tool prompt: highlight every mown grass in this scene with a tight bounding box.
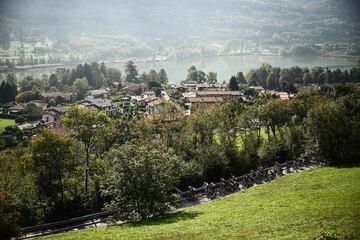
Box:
[214,128,269,151]
[40,164,360,240]
[0,118,15,132]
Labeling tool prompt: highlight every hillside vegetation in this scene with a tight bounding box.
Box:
[41,164,360,240]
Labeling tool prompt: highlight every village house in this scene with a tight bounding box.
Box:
[174,85,188,93]
[195,90,242,98]
[186,97,224,115]
[7,103,26,115]
[143,91,156,98]
[120,83,145,95]
[277,92,290,100]
[46,120,74,137]
[249,86,265,94]
[146,97,167,115]
[87,89,109,99]
[78,98,115,117]
[196,83,228,91]
[18,121,43,138]
[42,106,68,123]
[178,80,197,91]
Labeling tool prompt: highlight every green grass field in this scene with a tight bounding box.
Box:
[214,129,269,150]
[40,164,360,240]
[0,118,15,132]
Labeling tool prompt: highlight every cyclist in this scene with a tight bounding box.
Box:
[229,174,237,192]
[188,186,196,201]
[203,182,211,196]
[219,178,226,195]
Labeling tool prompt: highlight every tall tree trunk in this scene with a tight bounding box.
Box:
[59,175,64,218]
[85,148,89,194]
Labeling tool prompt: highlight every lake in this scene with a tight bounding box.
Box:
[5,55,358,84]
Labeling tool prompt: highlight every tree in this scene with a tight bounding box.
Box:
[306,89,360,164]
[186,65,206,83]
[139,72,150,83]
[256,62,272,87]
[206,72,217,84]
[0,81,17,104]
[73,77,89,100]
[228,76,239,91]
[55,68,70,87]
[289,66,303,83]
[83,63,94,87]
[124,61,139,83]
[62,105,112,194]
[30,129,76,219]
[15,91,40,103]
[279,68,291,89]
[147,81,161,91]
[217,100,245,174]
[48,74,58,89]
[196,69,206,83]
[186,65,198,82]
[0,148,37,228]
[303,72,312,85]
[23,103,43,121]
[106,68,122,84]
[100,62,106,76]
[235,72,246,85]
[246,71,258,86]
[158,69,168,84]
[319,72,326,84]
[190,105,226,181]
[6,73,17,86]
[0,190,21,240]
[266,72,277,90]
[103,143,182,220]
[148,69,159,83]
[311,67,324,83]
[259,99,291,137]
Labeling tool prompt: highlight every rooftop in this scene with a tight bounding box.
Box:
[196,91,242,97]
[188,97,224,103]
[88,89,109,96]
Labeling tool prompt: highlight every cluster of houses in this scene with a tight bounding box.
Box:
[2,80,300,138]
[174,80,296,115]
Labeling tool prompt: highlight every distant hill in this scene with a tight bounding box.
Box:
[0,0,359,60]
[41,164,360,240]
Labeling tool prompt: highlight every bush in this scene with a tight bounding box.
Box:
[0,191,21,240]
[102,143,183,220]
[306,92,360,164]
[259,135,291,166]
[15,91,40,103]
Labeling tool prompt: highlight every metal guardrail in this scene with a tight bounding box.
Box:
[20,160,314,238]
[22,208,121,233]
[20,208,122,239]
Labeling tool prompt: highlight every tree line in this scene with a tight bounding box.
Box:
[1,82,360,239]
[240,60,360,92]
[0,61,170,106]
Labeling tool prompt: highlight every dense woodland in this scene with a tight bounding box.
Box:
[1,75,360,238]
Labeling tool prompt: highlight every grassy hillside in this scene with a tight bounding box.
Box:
[41,164,360,240]
[0,118,15,132]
